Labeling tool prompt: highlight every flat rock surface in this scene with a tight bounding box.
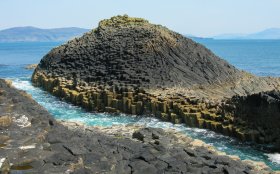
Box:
[0,79,275,173]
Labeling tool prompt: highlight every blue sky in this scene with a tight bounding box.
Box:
[1,0,280,37]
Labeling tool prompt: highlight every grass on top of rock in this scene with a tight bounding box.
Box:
[98,15,149,28]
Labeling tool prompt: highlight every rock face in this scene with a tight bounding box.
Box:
[226,90,280,149]
[35,15,239,88]
[232,90,280,128]
[0,79,273,173]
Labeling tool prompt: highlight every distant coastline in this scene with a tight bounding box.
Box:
[1,26,279,43]
[212,28,280,40]
[0,26,89,42]
[184,28,280,40]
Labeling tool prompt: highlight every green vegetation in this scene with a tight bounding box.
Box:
[98,15,149,28]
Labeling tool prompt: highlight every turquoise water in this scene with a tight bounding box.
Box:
[1,41,280,170]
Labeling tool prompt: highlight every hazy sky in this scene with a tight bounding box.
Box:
[1,0,280,37]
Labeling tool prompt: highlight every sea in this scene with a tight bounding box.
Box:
[1,40,280,170]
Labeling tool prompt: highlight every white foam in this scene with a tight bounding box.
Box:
[266,153,280,164]
[19,144,36,150]
[68,117,89,123]
[13,115,31,128]
[12,79,34,91]
[0,158,5,169]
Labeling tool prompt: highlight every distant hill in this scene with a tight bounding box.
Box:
[214,28,280,40]
[0,26,90,42]
[184,34,214,41]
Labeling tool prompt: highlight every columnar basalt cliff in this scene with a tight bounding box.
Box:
[227,91,280,151]
[34,15,240,88]
[32,15,280,150]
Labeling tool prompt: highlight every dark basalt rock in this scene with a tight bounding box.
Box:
[231,90,280,127]
[227,90,280,149]
[34,15,240,88]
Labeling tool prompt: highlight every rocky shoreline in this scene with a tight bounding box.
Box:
[0,79,277,173]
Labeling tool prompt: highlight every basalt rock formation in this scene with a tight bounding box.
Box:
[226,90,280,150]
[231,90,280,129]
[34,15,240,89]
[32,15,280,150]
[1,79,273,173]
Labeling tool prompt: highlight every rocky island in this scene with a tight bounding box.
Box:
[31,15,280,152]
